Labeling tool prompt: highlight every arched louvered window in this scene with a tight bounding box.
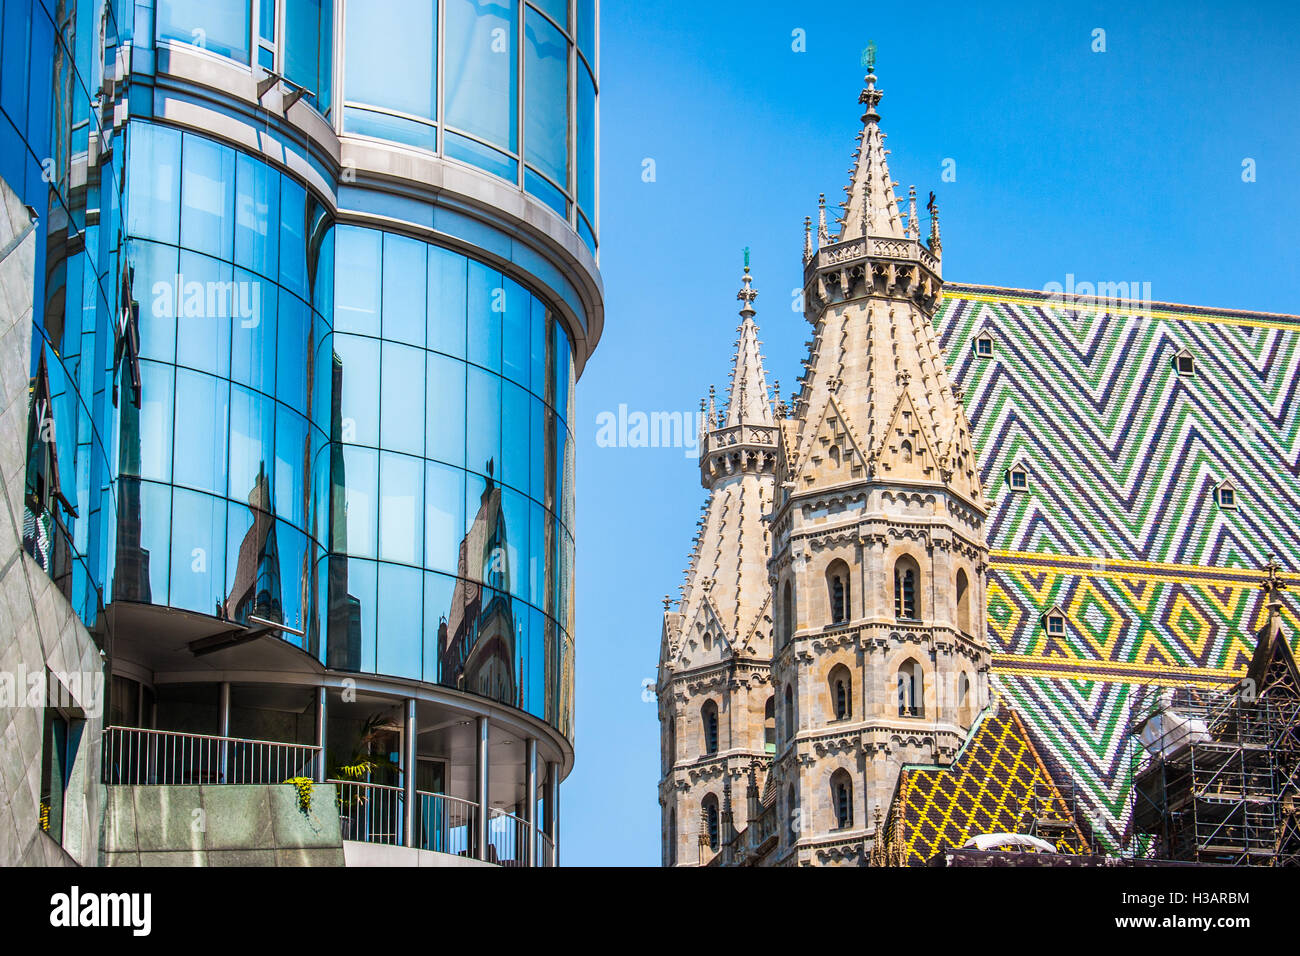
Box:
[701,700,719,756]
[894,554,920,620]
[897,658,923,717]
[826,560,851,625]
[831,769,853,829]
[828,664,851,721]
[702,794,720,851]
[956,568,971,634]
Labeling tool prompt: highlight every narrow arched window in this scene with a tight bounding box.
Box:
[764,696,776,753]
[830,769,853,829]
[828,664,851,721]
[781,580,794,647]
[894,555,920,620]
[956,568,971,634]
[666,714,676,770]
[900,439,913,463]
[958,672,973,726]
[702,794,720,851]
[826,560,850,625]
[786,785,797,844]
[668,808,677,866]
[784,684,795,741]
[897,659,923,717]
[701,700,719,756]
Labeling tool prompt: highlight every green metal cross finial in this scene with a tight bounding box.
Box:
[743,246,750,270]
[863,41,877,72]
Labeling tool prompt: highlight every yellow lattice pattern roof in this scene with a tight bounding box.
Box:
[886,706,1089,865]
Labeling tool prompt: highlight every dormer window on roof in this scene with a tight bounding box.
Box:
[1043,609,1066,636]
[1173,349,1196,377]
[974,331,994,357]
[1215,481,1238,510]
[1008,465,1029,491]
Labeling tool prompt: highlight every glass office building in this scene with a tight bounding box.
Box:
[3,0,600,865]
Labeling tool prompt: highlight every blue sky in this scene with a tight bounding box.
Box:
[564,0,1300,865]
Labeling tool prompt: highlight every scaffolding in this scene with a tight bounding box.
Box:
[1127,676,1300,866]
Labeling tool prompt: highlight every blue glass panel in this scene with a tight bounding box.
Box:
[444,131,517,182]
[334,226,381,336]
[381,232,426,347]
[274,404,309,529]
[127,124,181,245]
[380,341,425,457]
[228,383,275,506]
[532,0,567,28]
[277,519,309,638]
[529,396,545,504]
[528,500,545,605]
[328,555,376,671]
[340,444,377,558]
[376,562,422,678]
[529,297,547,399]
[577,59,595,216]
[285,0,332,114]
[313,227,334,327]
[135,360,174,482]
[156,0,251,64]
[501,379,529,497]
[235,152,279,279]
[175,250,233,377]
[427,246,467,360]
[379,451,423,566]
[577,212,596,256]
[132,241,179,363]
[170,488,227,615]
[444,0,517,151]
[466,260,502,373]
[466,366,500,480]
[134,479,173,604]
[342,106,437,152]
[343,0,435,120]
[500,486,528,599]
[555,322,573,421]
[423,571,456,684]
[180,133,235,260]
[279,177,309,297]
[332,333,380,446]
[425,351,465,468]
[525,167,567,219]
[1,0,31,130]
[524,8,568,189]
[577,0,595,62]
[230,267,277,395]
[501,277,528,387]
[424,460,464,576]
[276,289,312,412]
[173,368,230,495]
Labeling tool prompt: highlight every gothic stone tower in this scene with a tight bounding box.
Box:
[658,266,779,867]
[766,69,991,866]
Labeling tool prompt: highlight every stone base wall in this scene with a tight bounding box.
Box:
[102,784,345,866]
[0,176,106,867]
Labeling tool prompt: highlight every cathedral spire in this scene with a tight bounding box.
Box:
[723,256,774,428]
[840,66,904,241]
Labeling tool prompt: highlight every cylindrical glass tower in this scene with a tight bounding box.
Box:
[13,0,601,866]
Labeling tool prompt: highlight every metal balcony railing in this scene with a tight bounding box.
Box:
[487,807,531,867]
[101,726,321,785]
[334,779,403,845]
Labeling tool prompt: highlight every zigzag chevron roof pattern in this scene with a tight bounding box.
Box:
[938,285,1300,848]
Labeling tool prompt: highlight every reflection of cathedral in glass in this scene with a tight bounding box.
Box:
[224,463,283,626]
[442,460,518,708]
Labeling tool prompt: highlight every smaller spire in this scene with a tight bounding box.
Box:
[927,190,942,255]
[803,216,813,262]
[907,185,919,241]
[817,193,829,245]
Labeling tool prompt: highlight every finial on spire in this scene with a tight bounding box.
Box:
[803,216,813,262]
[817,193,829,244]
[859,45,883,125]
[927,189,942,255]
[907,185,919,241]
[737,252,758,318]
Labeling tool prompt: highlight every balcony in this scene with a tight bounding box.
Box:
[102,725,558,867]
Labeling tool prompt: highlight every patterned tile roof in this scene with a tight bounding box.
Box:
[874,702,1090,866]
[938,284,1300,849]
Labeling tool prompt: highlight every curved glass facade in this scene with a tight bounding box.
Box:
[117,120,577,735]
[12,1,592,743]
